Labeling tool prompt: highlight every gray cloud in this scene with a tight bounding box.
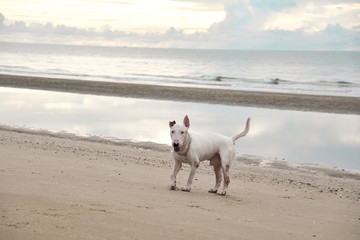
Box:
[0,13,4,25]
[250,0,297,11]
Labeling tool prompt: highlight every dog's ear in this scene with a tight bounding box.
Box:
[183,115,190,128]
[169,120,176,128]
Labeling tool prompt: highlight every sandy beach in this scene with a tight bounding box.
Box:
[1,74,360,114]
[1,74,360,239]
[1,126,360,240]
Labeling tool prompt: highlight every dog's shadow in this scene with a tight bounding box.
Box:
[167,185,245,206]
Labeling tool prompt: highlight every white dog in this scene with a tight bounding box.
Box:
[169,115,250,195]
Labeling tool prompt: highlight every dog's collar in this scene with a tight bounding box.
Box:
[176,138,191,158]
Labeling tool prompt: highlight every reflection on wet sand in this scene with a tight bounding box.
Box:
[0,87,359,170]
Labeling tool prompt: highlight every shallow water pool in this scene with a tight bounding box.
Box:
[1,87,359,170]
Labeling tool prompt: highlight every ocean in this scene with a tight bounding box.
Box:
[1,42,360,96]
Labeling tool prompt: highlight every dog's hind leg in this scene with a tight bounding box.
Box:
[218,151,234,196]
[209,154,222,194]
[218,163,230,196]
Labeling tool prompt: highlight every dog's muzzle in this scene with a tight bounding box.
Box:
[173,142,181,152]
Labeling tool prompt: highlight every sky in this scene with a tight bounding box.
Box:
[0,0,359,50]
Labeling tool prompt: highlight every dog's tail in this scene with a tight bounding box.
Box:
[231,117,251,143]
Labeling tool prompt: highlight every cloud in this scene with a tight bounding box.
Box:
[205,1,360,50]
[264,1,360,33]
[250,0,297,11]
[0,13,4,25]
[1,0,359,51]
[213,0,360,50]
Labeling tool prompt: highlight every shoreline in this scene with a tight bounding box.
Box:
[1,74,360,114]
[1,124,359,178]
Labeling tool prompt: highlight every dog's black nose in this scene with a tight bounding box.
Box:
[173,143,179,148]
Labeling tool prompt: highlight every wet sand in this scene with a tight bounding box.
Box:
[0,74,359,114]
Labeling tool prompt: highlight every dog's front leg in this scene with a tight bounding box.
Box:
[182,160,199,192]
[170,159,182,190]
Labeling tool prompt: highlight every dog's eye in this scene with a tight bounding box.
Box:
[181,131,184,134]
[171,130,174,134]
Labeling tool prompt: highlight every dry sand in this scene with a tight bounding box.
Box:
[1,74,360,114]
[1,127,359,240]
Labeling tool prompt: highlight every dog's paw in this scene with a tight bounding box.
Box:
[218,191,226,196]
[208,189,218,194]
[181,187,191,192]
[169,185,179,191]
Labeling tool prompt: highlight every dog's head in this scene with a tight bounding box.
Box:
[169,115,190,153]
